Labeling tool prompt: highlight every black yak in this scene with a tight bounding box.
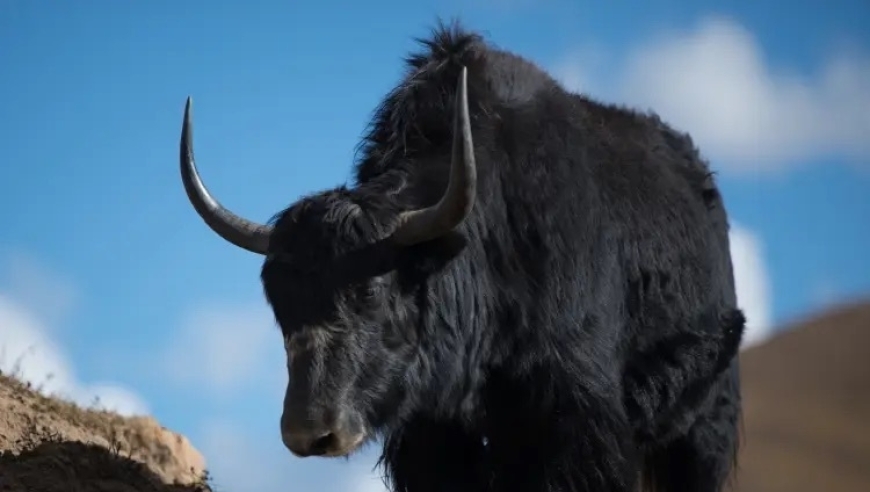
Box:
[177,22,745,492]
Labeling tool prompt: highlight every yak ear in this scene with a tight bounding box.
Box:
[398,230,469,276]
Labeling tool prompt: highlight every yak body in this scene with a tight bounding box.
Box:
[180,22,745,492]
[350,25,744,492]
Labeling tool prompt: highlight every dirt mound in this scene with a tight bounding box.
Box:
[0,371,212,492]
[734,299,870,492]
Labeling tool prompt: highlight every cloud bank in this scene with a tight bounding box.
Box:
[159,301,281,398]
[0,253,148,416]
[729,224,772,347]
[554,15,870,174]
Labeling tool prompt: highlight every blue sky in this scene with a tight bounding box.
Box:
[1,1,868,491]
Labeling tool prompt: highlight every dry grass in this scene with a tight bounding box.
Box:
[0,358,215,492]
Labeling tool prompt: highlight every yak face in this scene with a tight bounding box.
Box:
[262,189,470,457]
[263,189,473,457]
[261,191,421,458]
[177,68,477,458]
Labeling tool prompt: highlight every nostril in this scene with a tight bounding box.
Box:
[309,432,336,454]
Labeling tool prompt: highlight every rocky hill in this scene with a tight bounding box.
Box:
[0,369,211,492]
[734,299,870,492]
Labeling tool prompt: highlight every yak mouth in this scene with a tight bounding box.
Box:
[319,431,369,458]
[288,428,370,459]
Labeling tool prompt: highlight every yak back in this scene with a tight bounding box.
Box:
[348,21,739,399]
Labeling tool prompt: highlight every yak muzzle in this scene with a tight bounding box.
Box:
[280,409,365,458]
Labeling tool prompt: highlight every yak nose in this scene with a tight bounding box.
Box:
[281,425,336,458]
[280,410,364,458]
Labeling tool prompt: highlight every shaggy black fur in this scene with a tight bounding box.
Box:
[259,20,745,492]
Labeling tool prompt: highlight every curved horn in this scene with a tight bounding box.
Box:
[392,66,478,246]
[180,97,272,255]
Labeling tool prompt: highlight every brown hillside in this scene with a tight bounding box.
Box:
[734,299,870,492]
[0,370,212,492]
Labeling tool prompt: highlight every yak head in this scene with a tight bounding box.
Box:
[177,68,477,458]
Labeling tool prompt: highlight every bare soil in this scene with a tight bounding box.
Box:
[0,370,212,492]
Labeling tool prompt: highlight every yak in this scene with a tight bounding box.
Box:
[177,22,745,492]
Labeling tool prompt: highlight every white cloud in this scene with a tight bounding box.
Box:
[729,223,773,347]
[0,255,149,416]
[554,15,870,174]
[159,302,281,396]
